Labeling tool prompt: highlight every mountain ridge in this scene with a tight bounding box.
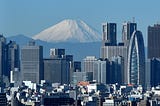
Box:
[7,35,101,60]
[33,19,101,43]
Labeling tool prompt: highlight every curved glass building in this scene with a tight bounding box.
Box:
[127,30,145,86]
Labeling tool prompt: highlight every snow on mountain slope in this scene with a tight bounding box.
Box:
[33,19,101,43]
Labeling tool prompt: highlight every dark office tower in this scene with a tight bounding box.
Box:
[43,54,73,84]
[21,41,43,83]
[122,22,137,46]
[146,58,160,87]
[65,55,74,84]
[127,31,145,86]
[44,58,67,84]
[102,23,117,46]
[110,56,124,84]
[148,24,160,59]
[0,35,6,82]
[6,41,19,79]
[101,45,128,84]
[73,61,81,72]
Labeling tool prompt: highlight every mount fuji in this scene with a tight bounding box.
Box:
[33,19,101,43]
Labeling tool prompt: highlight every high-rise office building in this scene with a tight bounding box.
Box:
[6,41,19,79]
[82,56,97,73]
[0,35,6,84]
[101,21,137,85]
[148,24,160,59]
[150,58,160,87]
[110,56,124,84]
[81,56,97,82]
[44,58,68,84]
[64,55,74,84]
[122,22,137,46]
[93,59,108,84]
[146,58,160,88]
[101,45,128,84]
[102,23,117,46]
[145,59,151,89]
[44,49,73,84]
[21,41,43,83]
[73,61,81,72]
[127,31,145,86]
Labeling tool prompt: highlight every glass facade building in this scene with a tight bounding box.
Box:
[122,22,137,46]
[102,23,117,46]
[127,31,145,86]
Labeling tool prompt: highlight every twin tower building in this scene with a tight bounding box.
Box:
[101,22,145,86]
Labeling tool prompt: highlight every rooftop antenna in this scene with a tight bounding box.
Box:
[132,17,135,23]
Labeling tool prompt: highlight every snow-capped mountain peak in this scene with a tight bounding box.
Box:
[33,19,101,43]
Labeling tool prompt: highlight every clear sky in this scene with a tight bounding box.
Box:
[0,0,160,45]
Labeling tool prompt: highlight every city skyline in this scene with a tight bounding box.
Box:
[1,0,160,46]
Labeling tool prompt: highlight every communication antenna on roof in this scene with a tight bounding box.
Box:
[133,17,135,23]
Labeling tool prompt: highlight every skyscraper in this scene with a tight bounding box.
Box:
[21,41,43,83]
[101,22,128,84]
[0,35,6,84]
[93,59,108,84]
[73,61,81,72]
[122,22,137,46]
[101,45,128,84]
[6,41,19,79]
[44,49,73,84]
[110,56,124,84]
[44,58,68,84]
[148,24,160,59]
[127,30,145,86]
[102,23,117,46]
[146,58,160,88]
[82,56,97,72]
